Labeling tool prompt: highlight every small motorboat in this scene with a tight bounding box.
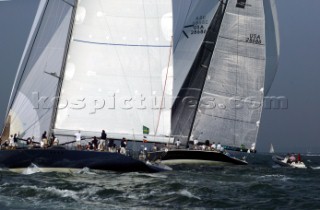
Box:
[272,155,307,169]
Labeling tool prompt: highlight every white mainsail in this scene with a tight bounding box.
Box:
[54,0,173,142]
[3,0,75,140]
[172,0,279,149]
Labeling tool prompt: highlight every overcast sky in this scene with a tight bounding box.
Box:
[0,0,319,153]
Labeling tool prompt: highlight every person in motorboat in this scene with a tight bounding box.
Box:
[297,153,302,162]
[289,153,296,163]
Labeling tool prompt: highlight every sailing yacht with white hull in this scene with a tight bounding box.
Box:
[149,0,280,165]
[0,0,175,173]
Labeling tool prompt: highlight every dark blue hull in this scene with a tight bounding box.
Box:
[0,147,165,173]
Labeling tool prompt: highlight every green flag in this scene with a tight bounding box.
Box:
[143,126,149,135]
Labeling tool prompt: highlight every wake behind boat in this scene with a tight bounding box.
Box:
[0,146,171,173]
[272,155,307,169]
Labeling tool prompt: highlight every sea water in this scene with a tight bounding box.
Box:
[0,153,320,209]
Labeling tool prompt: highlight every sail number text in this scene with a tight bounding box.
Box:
[191,16,208,35]
[246,34,262,44]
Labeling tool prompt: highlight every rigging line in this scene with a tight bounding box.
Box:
[142,0,155,139]
[154,37,173,137]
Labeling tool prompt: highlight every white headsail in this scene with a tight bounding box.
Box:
[3,0,75,140]
[54,0,173,142]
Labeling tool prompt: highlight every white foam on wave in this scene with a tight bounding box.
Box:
[310,166,320,170]
[20,185,79,200]
[139,173,168,179]
[22,163,41,175]
[46,186,79,200]
[76,167,97,175]
[179,189,201,200]
[257,174,292,182]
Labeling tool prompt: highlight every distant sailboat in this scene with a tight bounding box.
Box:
[269,143,274,153]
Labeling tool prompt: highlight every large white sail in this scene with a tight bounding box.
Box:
[54,0,173,142]
[0,1,46,135]
[4,0,75,140]
[190,0,279,149]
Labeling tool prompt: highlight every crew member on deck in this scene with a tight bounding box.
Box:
[176,139,181,149]
[91,136,98,150]
[108,138,115,152]
[75,130,82,150]
[120,138,127,154]
[8,135,14,149]
[42,131,48,149]
[98,130,107,151]
[211,142,217,151]
[193,139,198,150]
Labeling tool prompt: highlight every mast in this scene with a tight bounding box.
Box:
[49,0,78,137]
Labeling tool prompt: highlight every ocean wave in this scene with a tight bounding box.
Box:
[257,174,292,182]
[178,189,201,200]
[76,167,97,175]
[20,185,79,200]
[136,173,168,179]
[310,166,320,170]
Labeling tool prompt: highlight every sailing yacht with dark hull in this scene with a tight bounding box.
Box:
[147,149,248,165]
[0,0,175,173]
[149,0,279,165]
[0,147,169,173]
